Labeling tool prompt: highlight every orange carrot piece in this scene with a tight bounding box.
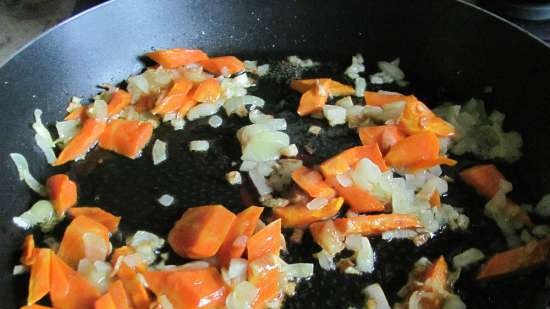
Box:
[151,78,193,115]
[46,174,77,216]
[108,280,134,309]
[117,265,151,309]
[176,88,198,117]
[248,255,280,309]
[358,125,407,154]
[247,219,282,261]
[363,91,410,106]
[107,90,131,117]
[64,106,87,121]
[199,56,245,75]
[54,118,106,166]
[145,267,228,309]
[291,166,335,199]
[67,207,121,232]
[146,48,209,69]
[50,253,100,309]
[459,164,504,199]
[98,119,153,159]
[385,132,456,171]
[21,234,37,266]
[334,214,422,235]
[57,215,110,269]
[134,94,156,113]
[290,79,354,96]
[21,305,57,309]
[429,190,441,208]
[217,206,264,267]
[477,239,550,280]
[168,205,236,259]
[309,220,345,255]
[192,78,221,103]
[95,293,117,309]
[320,144,388,177]
[325,175,385,213]
[273,197,344,228]
[398,96,455,137]
[296,79,330,116]
[28,248,51,305]
[422,256,448,290]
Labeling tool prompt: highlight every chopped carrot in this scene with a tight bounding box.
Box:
[28,248,51,305]
[21,305,57,309]
[110,246,134,267]
[296,79,330,116]
[248,255,280,309]
[57,215,110,269]
[46,174,77,216]
[217,206,264,267]
[363,91,410,106]
[50,253,100,309]
[334,214,422,235]
[325,175,385,213]
[176,88,198,117]
[358,125,407,154]
[192,78,221,103]
[199,56,245,75]
[310,220,345,255]
[134,94,156,113]
[64,106,87,121]
[478,239,550,280]
[459,164,504,199]
[54,118,106,166]
[110,247,147,277]
[290,78,354,96]
[94,293,117,309]
[146,48,209,69]
[429,190,441,208]
[67,207,121,232]
[98,119,153,159]
[144,267,228,309]
[385,132,456,171]
[117,266,151,309]
[291,166,335,199]
[108,280,133,309]
[423,256,448,291]
[247,219,282,261]
[273,197,344,228]
[151,78,193,115]
[320,144,388,177]
[168,205,236,259]
[107,90,131,117]
[398,96,455,137]
[21,234,37,266]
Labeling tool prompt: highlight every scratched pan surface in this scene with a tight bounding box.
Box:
[1,0,550,308]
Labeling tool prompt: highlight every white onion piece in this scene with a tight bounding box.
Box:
[244,60,258,71]
[228,258,248,279]
[283,263,314,279]
[239,160,258,172]
[256,64,270,76]
[233,235,248,248]
[208,115,223,128]
[236,124,271,145]
[32,109,54,146]
[158,194,175,207]
[226,171,243,185]
[225,95,265,117]
[336,173,353,187]
[363,283,391,309]
[9,153,47,196]
[281,144,298,157]
[306,197,329,210]
[382,229,418,241]
[249,110,286,131]
[55,119,80,145]
[323,105,347,127]
[158,295,175,309]
[351,158,382,191]
[83,232,109,261]
[346,235,375,273]
[152,140,167,165]
[314,250,335,271]
[354,77,366,97]
[336,96,354,108]
[189,140,210,152]
[13,265,27,275]
[78,259,112,293]
[452,248,485,269]
[225,281,259,309]
[86,100,108,121]
[241,131,289,162]
[13,200,56,230]
[345,54,365,80]
[187,102,222,121]
[35,134,56,164]
[249,169,273,196]
[127,231,165,265]
[378,59,405,81]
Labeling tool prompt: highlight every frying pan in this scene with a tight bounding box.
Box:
[1,0,550,308]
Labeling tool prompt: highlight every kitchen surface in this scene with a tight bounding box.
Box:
[1,0,550,64]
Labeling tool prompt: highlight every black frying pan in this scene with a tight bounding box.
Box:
[1,0,550,308]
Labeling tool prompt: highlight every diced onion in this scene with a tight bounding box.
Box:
[323,105,347,127]
[336,173,353,187]
[239,161,258,172]
[158,194,175,207]
[224,96,265,117]
[336,96,354,108]
[226,171,242,185]
[33,110,56,163]
[10,153,47,196]
[314,250,335,271]
[78,259,112,293]
[452,248,485,269]
[208,115,223,128]
[363,283,391,309]
[83,232,109,261]
[152,140,167,165]
[344,54,365,80]
[283,263,314,279]
[241,131,290,162]
[187,102,222,121]
[228,258,248,279]
[249,169,273,196]
[86,100,108,121]
[13,200,57,231]
[55,119,80,145]
[354,77,366,97]
[378,59,405,81]
[127,231,165,265]
[307,197,329,210]
[256,64,270,76]
[281,144,298,157]
[225,281,259,309]
[287,55,319,68]
[351,158,382,191]
[35,134,57,164]
[189,140,210,152]
[382,229,418,241]
[12,264,27,275]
